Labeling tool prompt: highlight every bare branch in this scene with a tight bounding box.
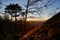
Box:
[29,0,43,6]
[43,0,55,9]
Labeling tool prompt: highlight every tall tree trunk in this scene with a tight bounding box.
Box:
[15,13,17,32]
[13,13,17,40]
[24,12,27,23]
[11,15,12,21]
[25,0,30,22]
[23,0,30,31]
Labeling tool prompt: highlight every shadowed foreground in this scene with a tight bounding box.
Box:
[19,12,60,40]
[0,12,60,40]
[0,17,44,40]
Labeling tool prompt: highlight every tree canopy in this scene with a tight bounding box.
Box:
[5,4,22,17]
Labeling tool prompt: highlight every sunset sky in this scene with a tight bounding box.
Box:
[0,0,60,20]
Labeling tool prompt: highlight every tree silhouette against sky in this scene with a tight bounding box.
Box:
[22,0,55,22]
[4,4,22,21]
[4,4,22,40]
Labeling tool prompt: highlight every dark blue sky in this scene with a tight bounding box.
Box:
[0,0,60,20]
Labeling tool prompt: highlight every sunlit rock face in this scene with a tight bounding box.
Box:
[21,12,60,40]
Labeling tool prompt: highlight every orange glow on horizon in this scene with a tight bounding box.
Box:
[26,18,46,21]
[10,17,49,21]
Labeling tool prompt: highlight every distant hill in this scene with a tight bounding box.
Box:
[19,12,60,40]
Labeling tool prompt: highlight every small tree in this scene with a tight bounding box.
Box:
[4,4,22,21]
[4,4,22,39]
